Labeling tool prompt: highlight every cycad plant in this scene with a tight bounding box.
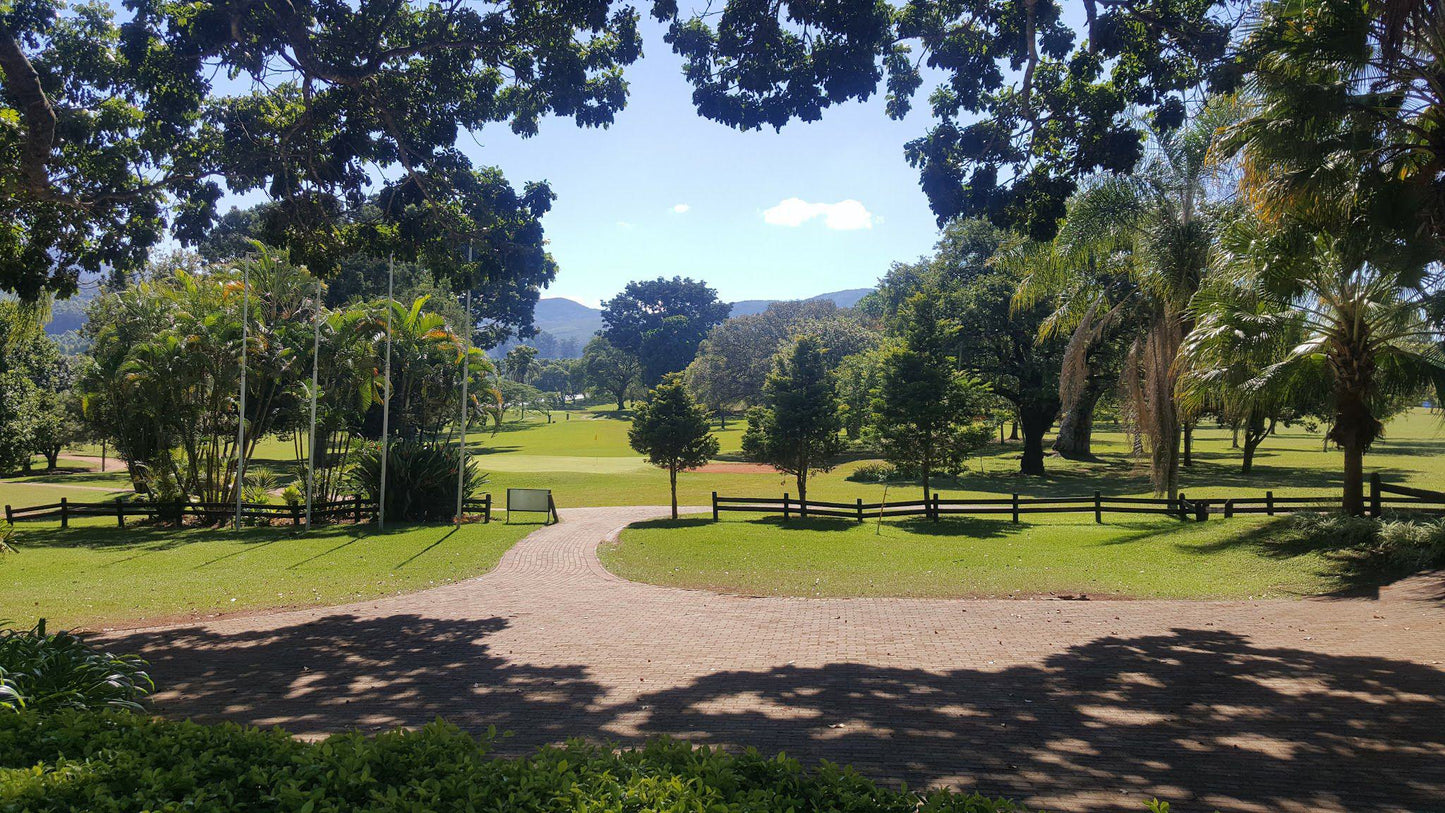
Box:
[1182,215,1445,514]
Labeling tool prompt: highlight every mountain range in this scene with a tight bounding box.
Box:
[531,287,872,344]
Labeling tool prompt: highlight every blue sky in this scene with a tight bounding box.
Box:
[455,19,946,306]
[189,15,949,307]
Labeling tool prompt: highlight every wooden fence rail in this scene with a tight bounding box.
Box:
[3,492,493,529]
[712,479,1445,525]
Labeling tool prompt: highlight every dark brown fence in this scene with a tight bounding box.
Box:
[1370,474,1445,517]
[3,493,493,529]
[712,478,1444,524]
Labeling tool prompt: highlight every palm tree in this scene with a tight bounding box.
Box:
[1009,112,1226,497]
[1183,215,1445,514]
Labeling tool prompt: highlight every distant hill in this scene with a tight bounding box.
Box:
[532,297,605,345]
[728,288,873,318]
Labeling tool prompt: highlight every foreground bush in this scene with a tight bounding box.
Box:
[0,621,152,714]
[0,711,1034,813]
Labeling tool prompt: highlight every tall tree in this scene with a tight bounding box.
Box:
[873,293,992,500]
[686,299,871,422]
[602,277,730,386]
[1225,0,1445,257]
[1,0,645,299]
[581,336,640,412]
[628,374,719,519]
[741,336,846,513]
[1183,212,1444,514]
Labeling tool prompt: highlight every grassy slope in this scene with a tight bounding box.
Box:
[0,520,537,630]
[464,407,1445,509]
[601,514,1355,600]
[40,407,1445,511]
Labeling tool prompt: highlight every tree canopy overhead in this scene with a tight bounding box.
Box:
[1,0,639,298]
[666,0,1245,238]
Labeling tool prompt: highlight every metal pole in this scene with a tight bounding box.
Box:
[306,277,321,531]
[455,287,471,524]
[378,253,394,528]
[234,263,249,531]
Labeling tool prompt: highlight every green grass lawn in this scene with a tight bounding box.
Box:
[0,520,536,630]
[36,406,1445,512]
[601,513,1369,600]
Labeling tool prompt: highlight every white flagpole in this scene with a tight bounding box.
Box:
[306,277,321,531]
[234,264,250,531]
[378,253,394,528]
[455,258,471,524]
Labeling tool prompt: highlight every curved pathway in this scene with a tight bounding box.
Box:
[105,507,1445,812]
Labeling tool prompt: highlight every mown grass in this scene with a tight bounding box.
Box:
[0,520,536,630]
[601,513,1371,600]
[33,407,1445,511]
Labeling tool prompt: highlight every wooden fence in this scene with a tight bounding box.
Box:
[712,476,1445,524]
[3,493,493,529]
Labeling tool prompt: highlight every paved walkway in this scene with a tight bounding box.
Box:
[105,507,1445,812]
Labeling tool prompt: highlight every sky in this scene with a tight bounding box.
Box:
[449,19,946,307]
[179,14,954,308]
[465,22,946,307]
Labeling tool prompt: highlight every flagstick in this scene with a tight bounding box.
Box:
[234,263,250,531]
[378,253,394,529]
[306,277,321,531]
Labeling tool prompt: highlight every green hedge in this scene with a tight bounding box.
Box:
[0,711,1034,813]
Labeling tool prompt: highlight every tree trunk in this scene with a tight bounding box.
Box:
[797,471,807,518]
[1332,388,1377,516]
[1051,389,1098,460]
[1019,403,1058,476]
[615,391,626,412]
[1231,421,1240,449]
[669,465,678,520]
[1182,422,1195,467]
[1008,421,1019,441]
[718,409,727,430]
[1241,411,1267,474]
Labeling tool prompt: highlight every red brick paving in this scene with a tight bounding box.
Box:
[104,507,1445,812]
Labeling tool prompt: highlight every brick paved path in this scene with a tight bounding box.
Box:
[106,507,1445,812]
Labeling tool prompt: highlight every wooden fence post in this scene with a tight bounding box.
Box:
[484,494,492,524]
[1011,493,1019,524]
[782,493,790,522]
[174,501,183,528]
[1266,490,1275,517]
[116,498,125,528]
[4,504,11,524]
[1177,492,1188,521]
[1369,473,1382,518]
[1224,499,1234,519]
[292,504,302,526]
[712,492,719,522]
[59,497,68,529]
[1194,500,1208,522]
[856,498,864,524]
[931,492,941,522]
[1094,490,1102,524]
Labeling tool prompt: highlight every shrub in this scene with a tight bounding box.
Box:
[1288,512,1379,549]
[847,462,900,483]
[0,711,1037,813]
[0,621,153,714]
[1375,518,1445,571]
[350,441,486,522]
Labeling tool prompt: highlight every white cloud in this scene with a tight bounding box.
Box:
[616,220,636,230]
[762,198,873,230]
[671,203,691,214]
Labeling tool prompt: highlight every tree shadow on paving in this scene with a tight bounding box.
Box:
[109,614,612,746]
[104,620,1445,812]
[635,629,1445,812]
